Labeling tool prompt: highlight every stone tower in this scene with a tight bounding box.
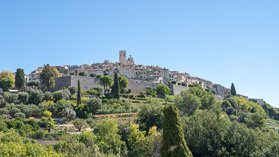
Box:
[119,50,127,65]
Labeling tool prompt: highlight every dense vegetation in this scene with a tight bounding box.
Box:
[0,69,278,157]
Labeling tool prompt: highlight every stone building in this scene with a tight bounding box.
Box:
[28,67,43,82]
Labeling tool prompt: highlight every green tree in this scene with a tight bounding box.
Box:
[161,105,192,157]
[221,121,279,156]
[127,123,145,149]
[0,71,15,88]
[94,119,123,155]
[184,110,229,157]
[156,84,171,98]
[187,87,216,109]
[175,91,201,115]
[128,126,162,157]
[111,72,120,99]
[15,68,25,89]
[0,78,13,91]
[53,132,101,157]
[73,119,87,132]
[231,83,237,96]
[0,130,62,156]
[119,75,129,94]
[100,75,113,95]
[137,104,164,132]
[40,64,59,91]
[77,80,81,105]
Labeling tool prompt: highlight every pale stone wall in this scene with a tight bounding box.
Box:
[127,79,159,94]
[55,76,188,96]
[170,84,189,95]
[55,76,102,91]
[70,76,102,91]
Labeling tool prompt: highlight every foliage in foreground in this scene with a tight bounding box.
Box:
[161,105,192,157]
[0,130,62,157]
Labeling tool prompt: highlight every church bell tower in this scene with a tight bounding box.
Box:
[119,50,127,65]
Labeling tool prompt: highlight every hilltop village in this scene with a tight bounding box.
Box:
[27,50,233,98]
[0,50,278,157]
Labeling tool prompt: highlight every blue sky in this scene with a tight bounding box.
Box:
[0,0,278,107]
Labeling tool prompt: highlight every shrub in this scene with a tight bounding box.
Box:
[0,108,9,115]
[44,92,53,101]
[3,92,18,103]
[90,73,96,77]
[0,96,6,107]
[86,88,98,96]
[68,86,76,95]
[0,120,8,131]
[14,112,26,119]
[53,91,63,102]
[6,104,21,118]
[29,129,46,139]
[78,71,87,76]
[49,100,72,117]
[156,84,171,98]
[73,119,87,132]
[93,87,103,97]
[225,106,236,116]
[18,92,29,104]
[21,105,43,118]
[61,90,71,100]
[87,98,102,114]
[227,97,239,109]
[145,87,157,97]
[222,100,232,110]
[39,117,55,129]
[62,107,76,121]
[43,110,52,118]
[28,90,44,105]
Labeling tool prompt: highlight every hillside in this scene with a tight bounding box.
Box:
[0,67,279,156]
[0,77,279,156]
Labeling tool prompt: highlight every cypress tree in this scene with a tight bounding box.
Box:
[111,72,120,99]
[15,68,25,89]
[161,105,192,157]
[231,83,237,96]
[77,80,81,105]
